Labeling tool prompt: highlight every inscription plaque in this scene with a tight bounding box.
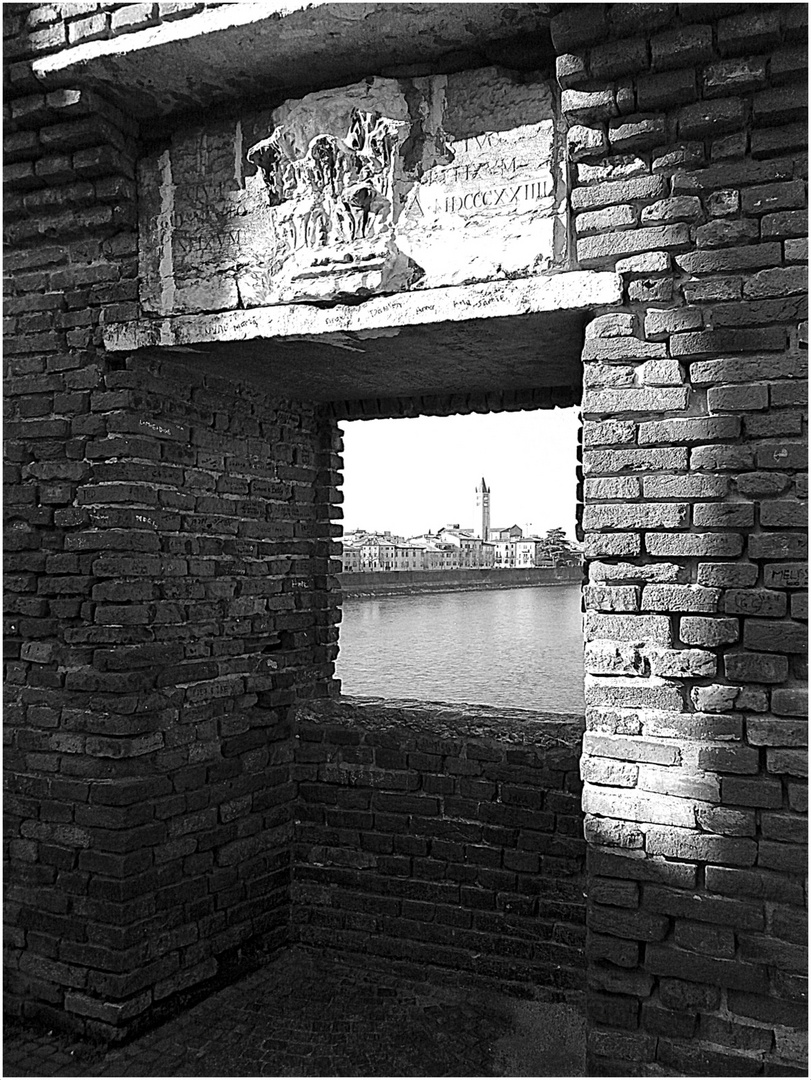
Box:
[139,68,568,314]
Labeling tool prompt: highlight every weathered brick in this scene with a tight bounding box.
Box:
[743,619,806,654]
[637,68,697,110]
[550,5,607,52]
[763,563,808,589]
[752,83,808,125]
[642,585,719,613]
[643,307,702,336]
[585,676,684,711]
[651,25,713,71]
[609,114,667,154]
[707,383,768,413]
[571,175,667,212]
[770,690,808,718]
[677,97,747,139]
[646,826,756,866]
[561,88,617,122]
[702,56,767,98]
[692,503,754,529]
[679,616,739,647]
[639,416,739,446]
[643,474,727,500]
[578,224,690,267]
[584,612,672,645]
[766,749,808,778]
[724,652,789,684]
[749,532,807,560]
[584,585,640,613]
[646,532,744,558]
[649,648,715,679]
[694,217,758,248]
[584,787,695,828]
[692,684,769,714]
[637,359,685,386]
[583,503,688,531]
[582,387,689,414]
[575,204,637,234]
[690,444,754,472]
[676,243,783,275]
[582,419,637,447]
[697,744,759,775]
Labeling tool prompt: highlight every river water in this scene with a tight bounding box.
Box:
[336,584,585,714]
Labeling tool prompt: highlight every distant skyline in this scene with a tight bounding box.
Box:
[339,408,580,540]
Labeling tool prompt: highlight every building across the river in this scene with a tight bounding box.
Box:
[341,523,578,572]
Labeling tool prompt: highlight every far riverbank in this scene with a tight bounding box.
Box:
[339,564,582,597]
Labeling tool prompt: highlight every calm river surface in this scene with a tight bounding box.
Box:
[336,584,585,714]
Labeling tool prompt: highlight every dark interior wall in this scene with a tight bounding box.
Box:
[292,699,586,997]
[4,22,343,1037]
[5,331,341,1037]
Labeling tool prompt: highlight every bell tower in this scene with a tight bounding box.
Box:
[475,477,490,540]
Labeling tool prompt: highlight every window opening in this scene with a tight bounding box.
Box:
[336,409,584,713]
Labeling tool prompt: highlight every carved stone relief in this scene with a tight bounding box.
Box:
[138,69,568,315]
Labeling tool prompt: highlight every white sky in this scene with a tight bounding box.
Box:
[339,406,580,540]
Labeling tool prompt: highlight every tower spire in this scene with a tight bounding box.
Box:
[475,477,491,540]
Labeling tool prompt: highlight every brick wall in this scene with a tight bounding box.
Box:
[5,341,341,1038]
[292,699,585,997]
[4,4,342,1034]
[4,3,229,66]
[553,3,808,1075]
[4,1,808,1069]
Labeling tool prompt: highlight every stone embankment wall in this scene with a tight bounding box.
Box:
[293,699,585,995]
[340,565,582,597]
[554,4,808,1075]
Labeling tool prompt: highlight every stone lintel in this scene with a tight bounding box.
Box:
[103,272,622,354]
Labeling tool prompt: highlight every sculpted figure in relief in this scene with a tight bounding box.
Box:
[246,108,397,255]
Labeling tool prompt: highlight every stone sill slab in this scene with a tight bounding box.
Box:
[102,271,621,354]
[297,695,585,748]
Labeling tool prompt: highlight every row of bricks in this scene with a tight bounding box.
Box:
[584,819,803,873]
[292,885,583,926]
[583,779,804,826]
[585,583,806,615]
[587,560,807,589]
[561,43,804,101]
[585,707,806,742]
[582,502,806,529]
[583,676,803,714]
[582,533,807,561]
[562,80,805,141]
[6,3,210,60]
[588,992,803,1065]
[584,589,805,618]
[5,146,135,192]
[576,203,807,246]
[551,6,803,60]
[297,923,583,995]
[584,644,805,682]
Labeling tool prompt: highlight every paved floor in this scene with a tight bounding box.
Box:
[4,947,585,1077]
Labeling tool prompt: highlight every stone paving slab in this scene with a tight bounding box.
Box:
[3,947,585,1077]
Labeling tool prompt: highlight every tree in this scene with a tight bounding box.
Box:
[543,527,579,567]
